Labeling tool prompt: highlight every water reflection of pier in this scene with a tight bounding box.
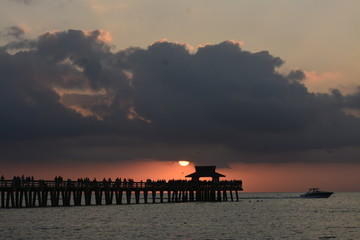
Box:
[0,179,243,208]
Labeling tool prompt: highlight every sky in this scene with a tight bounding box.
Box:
[0,0,360,192]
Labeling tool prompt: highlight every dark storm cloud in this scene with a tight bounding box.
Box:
[344,87,360,109]
[123,41,360,152]
[287,69,305,81]
[1,29,360,164]
[0,31,105,142]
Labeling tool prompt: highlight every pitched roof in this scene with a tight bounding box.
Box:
[185,166,226,178]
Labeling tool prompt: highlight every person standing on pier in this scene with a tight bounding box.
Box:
[0,175,4,187]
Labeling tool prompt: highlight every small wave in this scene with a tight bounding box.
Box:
[318,236,337,239]
[238,196,300,200]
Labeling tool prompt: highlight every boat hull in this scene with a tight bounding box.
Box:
[300,192,333,198]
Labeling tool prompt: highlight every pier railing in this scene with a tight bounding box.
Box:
[0,179,242,190]
[0,179,243,208]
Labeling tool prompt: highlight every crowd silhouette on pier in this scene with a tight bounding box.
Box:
[1,175,242,189]
[1,175,243,208]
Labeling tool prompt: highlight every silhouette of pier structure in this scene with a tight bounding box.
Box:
[0,166,243,208]
[185,166,226,182]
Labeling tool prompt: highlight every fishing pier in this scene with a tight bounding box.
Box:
[0,179,242,208]
[0,166,243,208]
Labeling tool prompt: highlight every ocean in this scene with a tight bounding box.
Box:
[0,192,359,240]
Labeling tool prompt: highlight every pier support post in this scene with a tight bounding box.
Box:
[19,191,24,207]
[126,190,131,204]
[143,190,148,203]
[152,190,156,203]
[105,190,111,205]
[222,190,227,201]
[74,190,82,206]
[32,190,37,207]
[6,191,10,208]
[42,190,48,207]
[64,190,72,206]
[84,190,92,205]
[110,190,114,204]
[37,190,42,207]
[1,190,5,208]
[28,190,33,207]
[217,190,222,202]
[167,190,171,203]
[195,190,201,201]
[50,190,59,207]
[189,190,194,202]
[24,190,29,207]
[10,191,15,208]
[160,190,164,203]
[210,191,216,202]
[95,190,102,205]
[115,190,123,204]
[204,190,209,201]
[15,191,19,208]
[135,190,140,204]
[172,190,177,202]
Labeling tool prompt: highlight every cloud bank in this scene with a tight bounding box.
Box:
[1,29,360,165]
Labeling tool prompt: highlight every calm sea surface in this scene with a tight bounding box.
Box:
[0,192,359,240]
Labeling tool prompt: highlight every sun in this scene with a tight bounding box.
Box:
[178,160,190,166]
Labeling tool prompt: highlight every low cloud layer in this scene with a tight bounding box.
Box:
[1,29,360,165]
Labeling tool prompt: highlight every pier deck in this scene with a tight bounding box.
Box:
[0,179,243,208]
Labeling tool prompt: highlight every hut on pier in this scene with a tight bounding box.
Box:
[185,166,225,182]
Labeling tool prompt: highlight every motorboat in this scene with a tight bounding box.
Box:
[300,188,333,198]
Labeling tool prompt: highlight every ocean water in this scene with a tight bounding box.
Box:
[0,192,359,240]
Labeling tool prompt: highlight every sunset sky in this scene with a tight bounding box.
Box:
[1,0,360,192]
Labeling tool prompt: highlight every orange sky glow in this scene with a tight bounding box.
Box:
[2,161,359,193]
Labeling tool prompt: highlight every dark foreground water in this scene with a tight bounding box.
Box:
[0,192,359,240]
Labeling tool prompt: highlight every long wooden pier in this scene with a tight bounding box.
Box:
[0,179,243,208]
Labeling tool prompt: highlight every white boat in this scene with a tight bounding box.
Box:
[300,188,333,198]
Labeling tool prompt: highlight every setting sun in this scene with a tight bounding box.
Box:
[178,160,190,166]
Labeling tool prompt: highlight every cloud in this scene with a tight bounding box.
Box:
[303,70,345,93]
[1,29,360,165]
[1,26,27,39]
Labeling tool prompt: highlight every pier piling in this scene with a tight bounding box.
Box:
[0,179,242,208]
